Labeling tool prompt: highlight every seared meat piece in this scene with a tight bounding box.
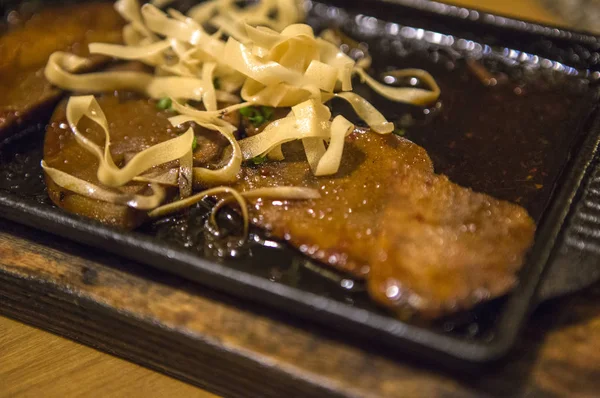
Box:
[234,133,434,278]
[44,92,230,228]
[44,94,535,318]
[235,146,534,317]
[233,136,535,316]
[0,2,124,137]
[44,93,181,229]
[368,168,535,319]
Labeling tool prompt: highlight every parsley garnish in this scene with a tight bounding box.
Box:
[249,155,267,165]
[156,97,172,110]
[240,106,275,127]
[238,107,251,117]
[260,106,274,120]
[192,136,198,151]
[393,128,406,137]
[250,114,265,126]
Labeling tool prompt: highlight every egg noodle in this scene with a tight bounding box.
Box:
[42,0,441,232]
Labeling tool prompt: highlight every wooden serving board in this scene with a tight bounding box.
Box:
[1,217,600,398]
[2,1,599,395]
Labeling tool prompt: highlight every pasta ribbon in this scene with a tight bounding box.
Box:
[42,0,442,226]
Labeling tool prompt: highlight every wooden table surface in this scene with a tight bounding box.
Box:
[0,1,594,397]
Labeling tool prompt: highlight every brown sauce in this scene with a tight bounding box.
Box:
[0,0,598,335]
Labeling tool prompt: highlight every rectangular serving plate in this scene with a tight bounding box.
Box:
[1,0,600,369]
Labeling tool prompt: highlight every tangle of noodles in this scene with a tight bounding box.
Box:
[42,0,441,234]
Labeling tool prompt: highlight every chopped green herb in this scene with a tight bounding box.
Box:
[249,155,267,165]
[239,106,255,117]
[156,97,172,110]
[248,114,265,126]
[260,106,274,121]
[240,106,274,127]
[213,77,221,90]
[393,128,406,137]
[192,136,198,151]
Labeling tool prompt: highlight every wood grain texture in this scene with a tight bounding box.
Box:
[0,316,217,398]
[1,1,598,397]
[2,216,600,398]
[0,220,467,398]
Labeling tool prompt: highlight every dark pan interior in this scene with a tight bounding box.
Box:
[1,0,600,367]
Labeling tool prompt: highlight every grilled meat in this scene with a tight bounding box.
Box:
[234,132,434,278]
[368,168,535,318]
[0,2,123,137]
[232,134,535,318]
[44,91,230,228]
[43,92,535,318]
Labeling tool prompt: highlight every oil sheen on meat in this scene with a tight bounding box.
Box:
[368,168,535,318]
[233,133,535,318]
[234,134,434,278]
[43,94,535,318]
[0,2,124,137]
[44,91,229,228]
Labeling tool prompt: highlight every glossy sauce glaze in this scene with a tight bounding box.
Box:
[0,1,598,334]
[327,36,598,222]
[0,1,123,137]
[138,18,598,328]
